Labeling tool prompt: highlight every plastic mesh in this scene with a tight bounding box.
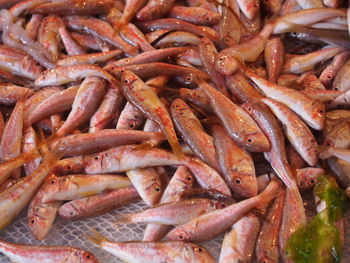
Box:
[0,199,348,262]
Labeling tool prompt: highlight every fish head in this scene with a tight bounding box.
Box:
[85,153,103,174]
[28,203,55,240]
[243,132,270,152]
[229,172,258,198]
[184,244,215,263]
[166,227,191,241]
[307,101,325,130]
[215,54,239,75]
[121,70,138,87]
[58,201,81,219]
[77,250,99,263]
[211,200,228,209]
[21,55,44,79]
[171,98,189,116]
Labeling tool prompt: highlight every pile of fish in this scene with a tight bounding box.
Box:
[0,0,349,261]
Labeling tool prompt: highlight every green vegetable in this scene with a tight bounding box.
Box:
[314,175,347,223]
[286,175,347,263]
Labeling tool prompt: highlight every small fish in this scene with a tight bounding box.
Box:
[58,186,140,220]
[294,167,324,191]
[211,124,257,198]
[256,189,285,263]
[0,239,98,263]
[166,178,280,242]
[143,166,194,241]
[118,198,226,225]
[87,230,215,263]
[264,38,285,83]
[126,168,164,206]
[41,174,132,203]
[198,80,270,152]
[28,173,62,240]
[116,102,146,130]
[121,70,182,157]
[219,213,261,263]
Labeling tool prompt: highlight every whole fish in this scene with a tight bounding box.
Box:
[51,129,165,157]
[143,166,194,241]
[118,198,226,225]
[88,231,215,263]
[58,186,140,220]
[0,100,24,179]
[218,0,241,48]
[262,98,318,166]
[90,85,124,132]
[171,98,219,170]
[41,174,132,203]
[126,168,164,206]
[169,6,220,26]
[64,15,137,56]
[55,77,106,137]
[219,213,261,263]
[198,80,270,152]
[155,31,201,47]
[245,69,325,130]
[255,189,285,263]
[0,143,64,230]
[211,124,257,198]
[29,0,114,15]
[28,173,62,240]
[166,178,280,242]
[0,239,98,263]
[242,102,296,188]
[25,85,79,127]
[216,23,273,75]
[85,145,231,196]
[121,70,182,157]
[34,64,116,87]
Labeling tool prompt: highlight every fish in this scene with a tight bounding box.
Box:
[0,239,98,263]
[34,64,116,87]
[121,70,182,157]
[143,166,194,241]
[126,168,164,206]
[116,102,146,130]
[58,26,86,56]
[41,174,132,203]
[211,124,258,198]
[28,173,62,240]
[198,79,270,152]
[0,84,33,106]
[136,0,175,21]
[171,98,219,170]
[245,69,325,130]
[85,145,231,196]
[0,100,24,179]
[117,198,226,225]
[58,186,140,220]
[0,142,65,230]
[255,189,285,263]
[166,178,280,242]
[169,6,221,26]
[262,98,318,166]
[294,167,324,191]
[87,230,215,263]
[219,213,261,263]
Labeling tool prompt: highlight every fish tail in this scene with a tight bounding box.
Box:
[85,228,107,246]
[256,177,282,210]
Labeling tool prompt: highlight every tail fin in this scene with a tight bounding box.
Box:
[85,228,107,246]
[113,214,133,224]
[256,177,282,211]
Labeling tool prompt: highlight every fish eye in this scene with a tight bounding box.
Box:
[123,79,129,84]
[69,211,74,216]
[155,187,160,192]
[194,247,203,252]
[66,165,71,170]
[247,138,253,143]
[86,255,91,259]
[178,234,184,240]
[94,156,99,160]
[334,87,339,91]
[128,122,135,129]
[186,176,192,181]
[205,17,210,21]
[310,179,316,184]
[235,178,241,184]
[220,203,226,208]
[50,180,55,184]
[30,219,35,224]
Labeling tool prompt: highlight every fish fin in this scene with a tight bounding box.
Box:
[114,214,133,224]
[256,177,282,211]
[85,228,108,246]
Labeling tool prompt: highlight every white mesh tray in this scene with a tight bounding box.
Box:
[0,199,349,262]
